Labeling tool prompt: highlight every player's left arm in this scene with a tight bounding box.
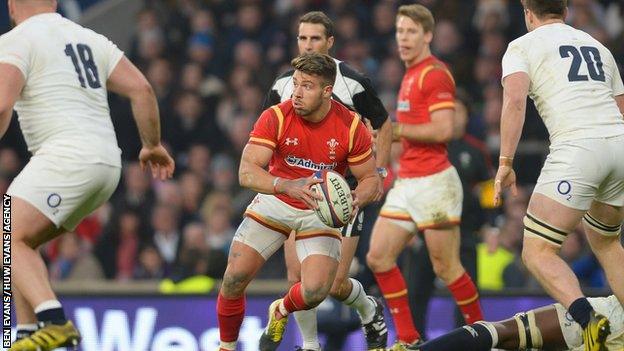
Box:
[0,64,25,138]
[348,121,382,205]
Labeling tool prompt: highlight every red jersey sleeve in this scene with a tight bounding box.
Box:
[347,118,373,165]
[420,68,455,113]
[249,108,279,150]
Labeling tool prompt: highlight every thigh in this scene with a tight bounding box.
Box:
[300,245,340,288]
[423,226,461,264]
[6,195,62,248]
[294,203,343,262]
[295,235,341,263]
[62,163,121,231]
[534,141,609,211]
[7,157,120,232]
[368,217,414,261]
[595,135,624,207]
[583,200,623,246]
[233,216,287,260]
[221,240,266,297]
[334,236,359,283]
[283,231,301,282]
[527,193,586,234]
[397,168,463,231]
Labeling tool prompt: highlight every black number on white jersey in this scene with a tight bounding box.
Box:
[64,43,102,89]
[559,45,605,82]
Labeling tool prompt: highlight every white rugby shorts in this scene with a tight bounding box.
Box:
[380,166,463,233]
[234,194,341,261]
[7,154,121,231]
[534,135,624,210]
[555,295,624,350]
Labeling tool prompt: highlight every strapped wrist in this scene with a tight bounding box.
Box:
[499,155,514,167]
[273,177,281,194]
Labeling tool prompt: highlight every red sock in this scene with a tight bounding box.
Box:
[282,282,311,313]
[217,293,246,343]
[448,272,483,324]
[374,266,420,343]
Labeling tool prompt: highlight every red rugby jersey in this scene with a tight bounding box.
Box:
[397,55,455,177]
[249,100,373,209]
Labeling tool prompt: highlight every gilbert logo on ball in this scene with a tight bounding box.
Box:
[312,170,353,228]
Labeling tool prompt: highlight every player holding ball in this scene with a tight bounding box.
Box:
[215,53,381,351]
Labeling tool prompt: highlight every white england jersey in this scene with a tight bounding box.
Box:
[0,13,123,167]
[502,23,624,144]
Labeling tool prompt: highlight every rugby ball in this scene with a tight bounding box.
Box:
[312,170,353,228]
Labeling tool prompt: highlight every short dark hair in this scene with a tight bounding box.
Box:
[522,0,567,20]
[397,4,435,33]
[291,53,336,87]
[299,11,334,38]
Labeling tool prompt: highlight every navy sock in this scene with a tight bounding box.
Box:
[36,307,67,325]
[417,323,493,351]
[568,297,593,329]
[15,326,37,340]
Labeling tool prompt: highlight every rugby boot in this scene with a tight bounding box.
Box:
[259,299,289,351]
[583,311,611,351]
[10,320,80,351]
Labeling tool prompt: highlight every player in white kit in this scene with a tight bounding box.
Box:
[0,1,174,350]
[493,1,624,350]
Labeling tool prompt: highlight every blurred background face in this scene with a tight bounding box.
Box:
[395,15,432,66]
[297,22,333,55]
[291,70,328,117]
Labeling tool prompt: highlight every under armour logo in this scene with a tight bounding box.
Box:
[285,138,299,146]
[390,308,400,314]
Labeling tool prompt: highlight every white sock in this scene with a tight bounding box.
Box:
[219,340,236,350]
[34,300,62,314]
[342,278,376,324]
[293,308,321,350]
[16,324,38,331]
[278,300,289,317]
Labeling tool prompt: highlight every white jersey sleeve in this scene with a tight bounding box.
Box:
[607,52,624,96]
[0,29,32,79]
[102,37,124,79]
[501,39,529,79]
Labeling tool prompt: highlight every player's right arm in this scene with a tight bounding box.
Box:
[107,56,174,180]
[241,108,322,208]
[0,32,28,139]
[0,64,24,138]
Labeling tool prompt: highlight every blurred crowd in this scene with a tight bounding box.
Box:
[1,0,623,293]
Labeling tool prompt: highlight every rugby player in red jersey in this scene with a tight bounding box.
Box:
[215,53,381,351]
[366,5,483,350]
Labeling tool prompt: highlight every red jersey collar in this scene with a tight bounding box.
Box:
[406,55,436,72]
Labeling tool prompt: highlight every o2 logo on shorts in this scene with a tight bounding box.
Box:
[557,181,572,201]
[47,193,62,208]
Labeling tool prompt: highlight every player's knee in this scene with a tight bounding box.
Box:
[329,274,349,298]
[220,270,251,298]
[302,282,331,307]
[286,269,301,287]
[366,251,391,272]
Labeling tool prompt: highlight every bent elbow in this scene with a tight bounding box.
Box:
[437,127,453,143]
